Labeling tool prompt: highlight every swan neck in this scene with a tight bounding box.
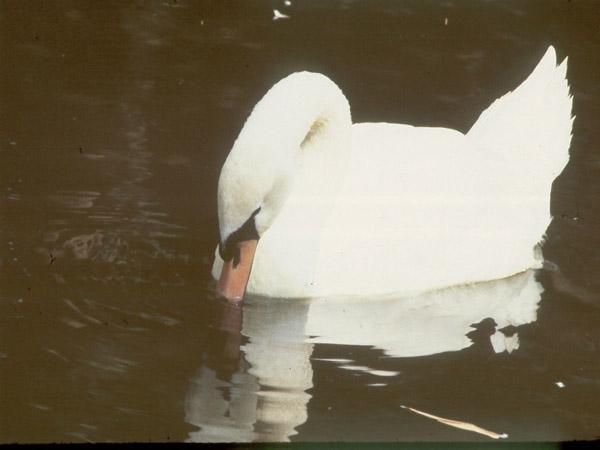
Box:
[217,72,351,244]
[237,72,352,156]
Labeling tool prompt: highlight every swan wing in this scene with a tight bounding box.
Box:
[468,45,573,183]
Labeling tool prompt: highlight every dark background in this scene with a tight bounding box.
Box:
[1,0,599,443]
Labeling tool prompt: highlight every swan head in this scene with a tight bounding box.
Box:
[215,71,352,301]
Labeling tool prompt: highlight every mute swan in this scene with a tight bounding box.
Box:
[213,45,573,300]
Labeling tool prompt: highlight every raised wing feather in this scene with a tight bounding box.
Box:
[468,45,573,184]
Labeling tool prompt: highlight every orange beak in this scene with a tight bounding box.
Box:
[216,239,259,302]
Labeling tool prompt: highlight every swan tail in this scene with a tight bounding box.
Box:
[468,45,573,182]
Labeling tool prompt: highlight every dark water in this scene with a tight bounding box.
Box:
[1,0,600,443]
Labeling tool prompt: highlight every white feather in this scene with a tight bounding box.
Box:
[213,46,573,298]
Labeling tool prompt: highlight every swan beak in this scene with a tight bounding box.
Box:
[216,239,259,302]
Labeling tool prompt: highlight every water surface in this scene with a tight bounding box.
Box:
[1,0,600,443]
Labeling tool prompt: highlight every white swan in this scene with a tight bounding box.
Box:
[213,45,573,300]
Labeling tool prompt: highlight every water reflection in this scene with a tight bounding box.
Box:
[186,300,312,442]
[186,270,542,442]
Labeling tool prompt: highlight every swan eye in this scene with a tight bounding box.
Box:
[219,207,261,266]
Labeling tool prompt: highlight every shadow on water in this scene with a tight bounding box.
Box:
[1,0,600,444]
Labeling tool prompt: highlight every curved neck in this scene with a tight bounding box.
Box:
[218,72,352,244]
[233,71,352,159]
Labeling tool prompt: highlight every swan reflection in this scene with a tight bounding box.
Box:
[185,300,312,442]
[186,269,543,442]
[306,268,542,358]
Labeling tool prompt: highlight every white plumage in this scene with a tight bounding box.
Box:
[213,46,573,298]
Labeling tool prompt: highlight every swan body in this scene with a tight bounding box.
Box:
[213,46,572,299]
